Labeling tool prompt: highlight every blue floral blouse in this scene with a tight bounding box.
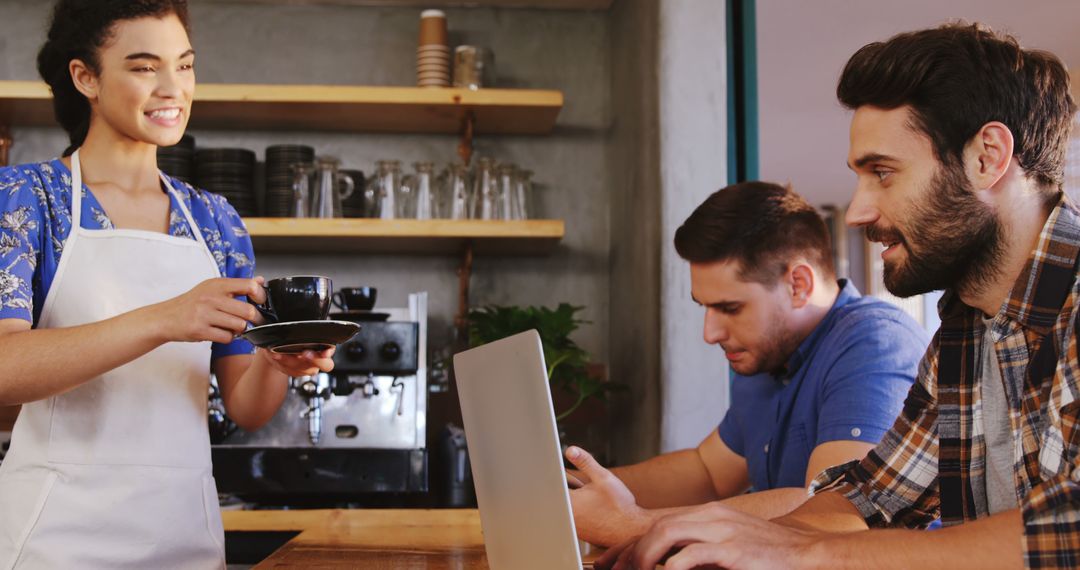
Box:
[0,159,255,359]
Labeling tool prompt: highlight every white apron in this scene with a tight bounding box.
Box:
[0,150,226,569]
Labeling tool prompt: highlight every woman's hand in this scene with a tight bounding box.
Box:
[150,277,264,344]
[260,347,336,377]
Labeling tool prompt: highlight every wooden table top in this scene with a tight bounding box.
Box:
[222,508,600,569]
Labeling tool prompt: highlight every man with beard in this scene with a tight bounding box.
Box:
[601,23,1080,570]
[566,182,929,547]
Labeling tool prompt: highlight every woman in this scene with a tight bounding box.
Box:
[0,1,333,567]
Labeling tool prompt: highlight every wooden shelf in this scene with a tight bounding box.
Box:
[244,218,564,255]
[0,80,568,328]
[0,81,564,135]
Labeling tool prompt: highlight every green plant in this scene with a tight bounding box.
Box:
[466,303,613,421]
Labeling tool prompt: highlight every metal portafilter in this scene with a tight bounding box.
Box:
[292,375,330,445]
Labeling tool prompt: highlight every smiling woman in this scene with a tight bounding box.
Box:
[0,1,335,568]
[36,0,193,157]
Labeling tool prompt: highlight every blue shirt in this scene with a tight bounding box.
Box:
[0,159,256,359]
[718,280,930,491]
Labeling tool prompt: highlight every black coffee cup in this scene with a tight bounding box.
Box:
[250,276,332,323]
[332,287,377,311]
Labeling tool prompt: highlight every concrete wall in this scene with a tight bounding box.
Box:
[0,0,612,408]
[606,0,730,458]
[656,0,728,452]
[607,0,661,463]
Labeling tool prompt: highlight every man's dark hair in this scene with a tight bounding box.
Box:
[674,181,835,286]
[837,22,1076,190]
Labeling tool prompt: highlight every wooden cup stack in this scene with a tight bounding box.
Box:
[417,10,450,88]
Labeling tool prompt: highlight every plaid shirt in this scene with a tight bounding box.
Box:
[810,195,1080,569]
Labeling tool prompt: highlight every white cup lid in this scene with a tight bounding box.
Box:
[421,9,446,19]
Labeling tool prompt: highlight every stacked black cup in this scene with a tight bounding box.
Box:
[195,148,257,217]
[265,145,316,217]
[157,134,195,184]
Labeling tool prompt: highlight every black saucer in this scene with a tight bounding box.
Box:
[240,320,360,354]
[329,311,391,322]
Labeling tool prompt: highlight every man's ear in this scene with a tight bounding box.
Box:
[69,59,99,102]
[964,121,1014,191]
[788,263,814,309]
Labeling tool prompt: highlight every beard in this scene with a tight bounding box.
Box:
[866,161,1005,298]
[732,307,802,377]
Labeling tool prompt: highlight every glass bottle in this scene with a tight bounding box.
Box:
[290,162,315,218]
[497,163,517,221]
[439,163,471,220]
[364,160,403,219]
[309,157,356,219]
[513,168,534,220]
[403,161,436,220]
[471,157,498,220]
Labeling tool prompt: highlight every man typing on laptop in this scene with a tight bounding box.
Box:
[566,182,931,546]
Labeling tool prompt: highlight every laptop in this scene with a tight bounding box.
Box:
[454,330,594,569]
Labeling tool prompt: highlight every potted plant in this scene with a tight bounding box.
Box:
[465,303,614,421]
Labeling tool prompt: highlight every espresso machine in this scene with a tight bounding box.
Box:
[210,292,428,505]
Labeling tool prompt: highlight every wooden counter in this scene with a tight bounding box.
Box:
[222,508,600,568]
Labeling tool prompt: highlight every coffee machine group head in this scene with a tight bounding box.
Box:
[294,317,420,444]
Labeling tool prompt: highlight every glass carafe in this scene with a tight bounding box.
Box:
[365,160,403,219]
[513,168,534,220]
[401,161,435,220]
[496,163,517,221]
[310,157,356,218]
[290,162,315,218]
[438,163,471,220]
[471,157,499,220]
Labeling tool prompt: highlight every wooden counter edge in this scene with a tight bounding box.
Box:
[223,508,605,566]
[221,508,482,532]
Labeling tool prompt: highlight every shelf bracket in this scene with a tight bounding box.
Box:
[457,111,475,167]
[454,240,475,342]
[0,125,12,168]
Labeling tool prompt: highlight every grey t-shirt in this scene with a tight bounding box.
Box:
[982,319,1018,514]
